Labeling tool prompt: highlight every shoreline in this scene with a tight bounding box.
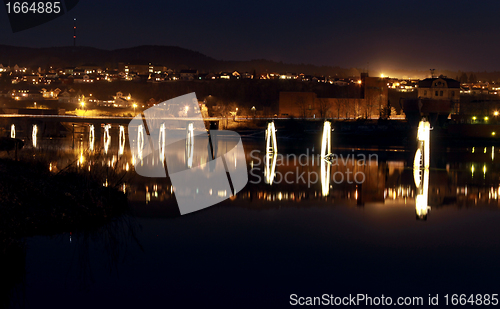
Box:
[0,158,129,240]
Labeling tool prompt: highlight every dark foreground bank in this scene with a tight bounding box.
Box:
[0,158,129,240]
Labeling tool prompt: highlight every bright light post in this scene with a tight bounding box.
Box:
[133,103,138,114]
[80,100,86,115]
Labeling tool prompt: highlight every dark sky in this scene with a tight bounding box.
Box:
[1,0,500,74]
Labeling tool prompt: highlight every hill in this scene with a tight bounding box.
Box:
[0,44,357,76]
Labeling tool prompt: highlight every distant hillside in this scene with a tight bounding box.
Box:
[0,45,357,76]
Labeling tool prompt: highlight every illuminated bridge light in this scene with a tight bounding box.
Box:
[137,124,144,161]
[89,124,95,151]
[264,121,278,185]
[321,121,332,197]
[103,124,111,154]
[119,125,125,156]
[32,124,37,148]
[266,122,277,154]
[414,118,431,220]
[159,123,166,163]
[186,122,194,168]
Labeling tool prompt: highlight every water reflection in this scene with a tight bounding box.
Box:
[103,124,111,154]
[32,124,37,148]
[13,120,500,219]
[185,122,194,168]
[264,122,277,184]
[10,124,15,138]
[321,121,331,197]
[414,119,431,220]
[7,119,500,308]
[89,124,95,152]
[137,124,144,161]
[159,123,166,163]
[119,125,126,156]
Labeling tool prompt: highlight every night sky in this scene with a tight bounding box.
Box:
[1,0,499,73]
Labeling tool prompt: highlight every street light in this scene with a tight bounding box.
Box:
[133,103,137,114]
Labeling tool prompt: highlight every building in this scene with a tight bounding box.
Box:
[179,69,198,81]
[360,73,389,118]
[417,76,460,101]
[402,76,460,126]
[278,74,389,119]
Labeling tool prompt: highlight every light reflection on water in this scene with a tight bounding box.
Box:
[6,124,500,308]
[23,124,500,216]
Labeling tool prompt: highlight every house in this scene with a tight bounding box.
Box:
[418,76,460,101]
[11,86,43,100]
[231,71,241,79]
[219,72,231,80]
[179,69,198,81]
[58,89,79,104]
[94,92,134,108]
[41,88,61,99]
[73,74,94,83]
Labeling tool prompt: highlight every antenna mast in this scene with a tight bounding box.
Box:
[73,18,77,47]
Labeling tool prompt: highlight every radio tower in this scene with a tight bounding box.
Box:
[73,18,77,47]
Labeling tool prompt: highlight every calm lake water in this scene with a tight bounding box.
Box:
[5,123,500,308]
